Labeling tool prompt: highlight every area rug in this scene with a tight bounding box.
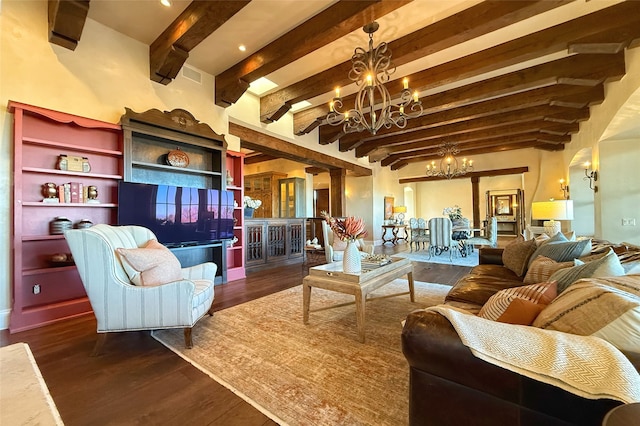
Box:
[152,279,450,426]
[394,247,479,267]
[0,343,64,425]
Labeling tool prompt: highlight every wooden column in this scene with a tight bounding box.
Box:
[471,176,481,228]
[329,169,346,217]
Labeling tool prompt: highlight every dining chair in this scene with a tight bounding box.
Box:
[409,218,429,252]
[466,216,498,248]
[427,217,457,261]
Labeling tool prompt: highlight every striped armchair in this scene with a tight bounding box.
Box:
[64,224,216,355]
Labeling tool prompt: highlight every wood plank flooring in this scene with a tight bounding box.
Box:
[0,242,471,425]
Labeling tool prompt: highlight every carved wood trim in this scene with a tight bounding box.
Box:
[120,108,227,147]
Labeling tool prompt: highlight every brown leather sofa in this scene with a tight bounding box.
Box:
[401,247,640,426]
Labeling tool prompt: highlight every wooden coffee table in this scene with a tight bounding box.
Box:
[302,257,414,342]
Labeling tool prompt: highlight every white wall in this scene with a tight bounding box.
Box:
[599,139,640,244]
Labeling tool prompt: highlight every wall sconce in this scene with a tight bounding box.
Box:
[559,179,569,200]
[584,162,598,192]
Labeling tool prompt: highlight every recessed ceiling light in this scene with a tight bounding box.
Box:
[160,0,171,7]
[238,45,247,52]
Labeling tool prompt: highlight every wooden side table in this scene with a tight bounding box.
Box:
[382,224,407,245]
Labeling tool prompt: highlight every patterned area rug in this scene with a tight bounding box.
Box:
[152,280,450,426]
[394,247,480,267]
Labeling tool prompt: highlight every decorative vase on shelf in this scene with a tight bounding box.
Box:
[342,240,362,274]
[244,207,254,218]
[226,170,234,186]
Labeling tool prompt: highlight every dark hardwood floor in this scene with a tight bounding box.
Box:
[0,242,471,425]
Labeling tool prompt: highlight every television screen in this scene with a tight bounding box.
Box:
[117,181,234,247]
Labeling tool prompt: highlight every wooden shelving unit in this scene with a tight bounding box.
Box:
[225,150,246,281]
[120,107,228,284]
[9,100,123,333]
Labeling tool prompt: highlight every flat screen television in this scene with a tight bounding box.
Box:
[117,181,234,247]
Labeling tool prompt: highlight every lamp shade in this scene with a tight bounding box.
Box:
[393,206,407,214]
[531,200,574,220]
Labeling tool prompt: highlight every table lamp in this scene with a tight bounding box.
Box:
[531,200,573,236]
[393,206,407,224]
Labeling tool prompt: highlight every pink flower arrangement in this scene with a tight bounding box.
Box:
[322,211,368,241]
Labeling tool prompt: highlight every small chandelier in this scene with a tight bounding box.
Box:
[425,142,473,180]
[326,22,423,135]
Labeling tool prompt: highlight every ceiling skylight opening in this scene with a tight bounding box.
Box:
[247,77,278,96]
[160,0,172,7]
[291,100,312,112]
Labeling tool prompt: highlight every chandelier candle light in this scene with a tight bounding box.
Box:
[326,22,423,135]
[425,142,473,179]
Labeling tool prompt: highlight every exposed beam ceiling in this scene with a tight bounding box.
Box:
[78,0,640,172]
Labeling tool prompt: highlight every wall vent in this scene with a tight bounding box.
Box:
[182,65,202,84]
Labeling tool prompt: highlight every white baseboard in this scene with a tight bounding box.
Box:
[0,308,10,330]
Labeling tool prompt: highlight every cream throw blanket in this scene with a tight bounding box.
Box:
[428,305,640,404]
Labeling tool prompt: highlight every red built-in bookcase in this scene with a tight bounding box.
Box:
[225,150,246,281]
[8,101,123,332]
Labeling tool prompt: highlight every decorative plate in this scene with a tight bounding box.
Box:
[167,149,189,168]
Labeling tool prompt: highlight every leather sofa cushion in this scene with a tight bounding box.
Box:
[445,269,525,308]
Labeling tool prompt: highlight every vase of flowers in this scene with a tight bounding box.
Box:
[443,205,463,221]
[244,196,262,218]
[321,211,368,274]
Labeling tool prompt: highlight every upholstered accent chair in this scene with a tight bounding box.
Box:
[427,217,458,261]
[321,221,374,264]
[64,224,216,355]
[409,218,429,252]
[466,216,498,248]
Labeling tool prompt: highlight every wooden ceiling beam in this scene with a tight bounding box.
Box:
[150,1,250,85]
[305,167,328,175]
[294,2,640,135]
[228,122,372,177]
[261,0,572,124]
[366,120,577,163]
[322,50,622,144]
[215,0,411,108]
[381,133,545,167]
[358,105,588,159]
[399,167,530,183]
[48,0,90,50]
[243,153,278,165]
[334,83,602,149]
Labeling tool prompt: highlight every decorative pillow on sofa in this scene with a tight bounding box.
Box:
[502,236,537,277]
[527,239,592,268]
[523,256,573,284]
[478,281,557,325]
[533,277,640,352]
[549,249,625,292]
[117,239,183,286]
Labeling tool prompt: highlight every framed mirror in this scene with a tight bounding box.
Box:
[493,195,513,215]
